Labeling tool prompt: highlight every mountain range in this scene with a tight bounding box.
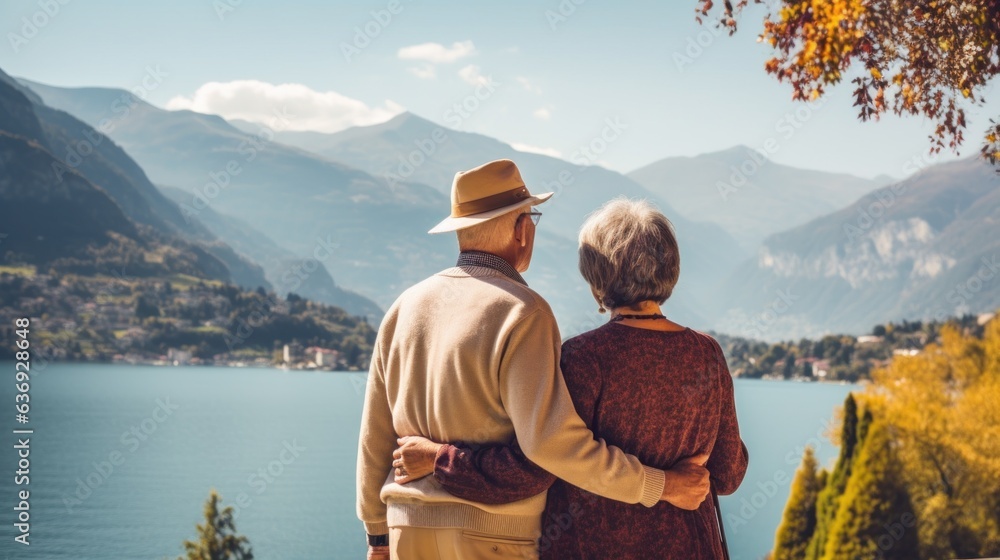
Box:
[23,83,750,332]
[240,112,751,326]
[155,184,383,319]
[9,73,998,340]
[628,147,890,252]
[713,156,1000,338]
[0,69,239,283]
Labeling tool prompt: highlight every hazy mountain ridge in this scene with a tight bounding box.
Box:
[0,128,245,282]
[21,81,615,328]
[21,79,453,317]
[157,184,383,320]
[714,157,1000,339]
[628,146,887,252]
[0,72,231,281]
[253,111,747,328]
[0,69,278,291]
[18,76,997,340]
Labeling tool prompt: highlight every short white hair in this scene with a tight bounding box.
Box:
[456,209,523,253]
[578,198,680,309]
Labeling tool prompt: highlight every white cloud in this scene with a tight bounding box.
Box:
[397,40,476,64]
[510,142,563,158]
[533,107,551,120]
[165,80,404,133]
[407,65,436,79]
[517,76,541,93]
[458,64,489,86]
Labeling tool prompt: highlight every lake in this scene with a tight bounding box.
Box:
[0,362,855,559]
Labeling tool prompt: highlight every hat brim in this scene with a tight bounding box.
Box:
[428,192,554,234]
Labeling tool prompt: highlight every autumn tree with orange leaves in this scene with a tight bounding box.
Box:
[697,0,1000,168]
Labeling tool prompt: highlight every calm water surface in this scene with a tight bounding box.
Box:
[0,362,855,559]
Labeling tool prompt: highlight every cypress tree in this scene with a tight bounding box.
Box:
[773,446,822,560]
[821,419,919,559]
[177,490,254,560]
[805,393,860,560]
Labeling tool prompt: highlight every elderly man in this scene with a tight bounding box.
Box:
[357,159,708,559]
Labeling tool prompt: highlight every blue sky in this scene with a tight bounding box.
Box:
[3,0,998,179]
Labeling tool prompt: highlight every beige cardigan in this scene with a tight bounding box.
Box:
[356,264,665,538]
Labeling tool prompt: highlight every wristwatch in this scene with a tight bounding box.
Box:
[367,533,389,547]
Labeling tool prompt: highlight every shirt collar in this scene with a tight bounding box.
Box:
[456,251,527,286]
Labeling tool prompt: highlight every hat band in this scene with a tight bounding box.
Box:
[452,185,530,218]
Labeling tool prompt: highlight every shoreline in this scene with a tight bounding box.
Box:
[0,358,860,383]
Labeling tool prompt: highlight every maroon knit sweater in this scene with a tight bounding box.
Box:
[431,323,749,560]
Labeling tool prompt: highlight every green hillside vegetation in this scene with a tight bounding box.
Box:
[0,270,375,368]
[0,68,261,289]
[771,316,1000,559]
[156,184,383,320]
[713,314,989,382]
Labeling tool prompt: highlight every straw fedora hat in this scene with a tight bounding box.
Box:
[428,159,553,234]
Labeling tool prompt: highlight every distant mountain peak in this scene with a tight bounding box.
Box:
[703,144,772,164]
[381,111,439,131]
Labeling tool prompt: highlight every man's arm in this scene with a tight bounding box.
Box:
[356,336,394,539]
[499,306,665,507]
[396,435,711,509]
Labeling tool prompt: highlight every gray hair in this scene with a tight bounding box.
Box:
[578,198,680,310]
[456,209,523,253]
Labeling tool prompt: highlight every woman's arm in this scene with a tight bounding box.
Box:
[395,436,711,509]
[395,436,556,505]
[707,342,749,495]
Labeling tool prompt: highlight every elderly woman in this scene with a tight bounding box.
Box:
[394,198,748,559]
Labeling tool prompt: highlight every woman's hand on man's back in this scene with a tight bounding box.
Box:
[660,453,711,510]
